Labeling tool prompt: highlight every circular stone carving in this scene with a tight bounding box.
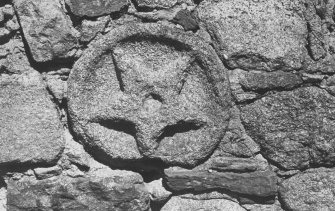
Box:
[68,23,231,167]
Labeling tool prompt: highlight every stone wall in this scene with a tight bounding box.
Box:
[1,0,335,210]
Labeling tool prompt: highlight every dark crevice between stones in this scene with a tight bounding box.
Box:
[0,0,11,7]
[236,82,324,106]
[235,95,261,106]
[44,84,68,128]
[98,119,137,138]
[0,162,59,177]
[193,0,204,4]
[83,141,167,173]
[0,66,11,75]
[0,30,18,46]
[156,121,204,144]
[238,193,276,205]
[139,169,164,183]
[240,81,305,97]
[64,3,82,28]
[0,178,6,188]
[151,200,167,211]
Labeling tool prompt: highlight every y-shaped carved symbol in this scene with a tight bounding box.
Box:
[68,23,231,167]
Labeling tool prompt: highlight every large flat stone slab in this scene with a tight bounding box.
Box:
[7,168,150,210]
[164,167,277,198]
[0,70,64,166]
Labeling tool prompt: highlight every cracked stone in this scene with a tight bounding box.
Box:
[196,0,308,71]
[0,70,65,166]
[67,22,231,168]
[14,0,79,63]
[65,0,130,18]
[241,86,335,170]
[279,168,335,211]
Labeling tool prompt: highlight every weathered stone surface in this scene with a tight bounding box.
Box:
[145,178,171,202]
[135,0,177,9]
[134,0,193,9]
[240,71,303,92]
[303,0,328,61]
[303,0,335,73]
[217,106,260,157]
[241,87,335,170]
[60,130,91,170]
[196,0,307,71]
[0,33,30,74]
[161,196,246,211]
[34,166,62,180]
[0,4,19,40]
[164,167,277,197]
[279,168,335,211]
[172,10,199,31]
[0,187,6,211]
[201,156,269,173]
[68,23,231,167]
[0,70,64,166]
[44,74,68,104]
[180,191,238,202]
[129,4,185,24]
[14,0,79,63]
[7,168,150,211]
[79,16,110,43]
[243,198,284,211]
[228,69,258,102]
[65,0,129,18]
